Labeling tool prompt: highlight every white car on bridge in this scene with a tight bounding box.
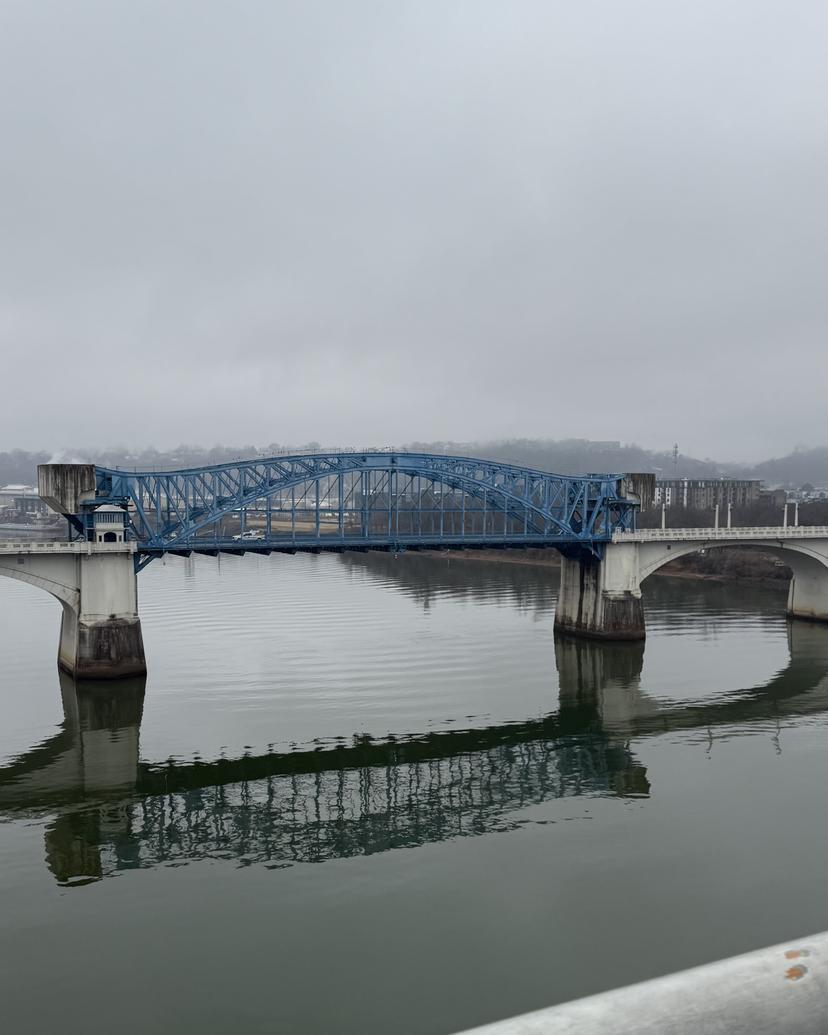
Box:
[232,530,266,541]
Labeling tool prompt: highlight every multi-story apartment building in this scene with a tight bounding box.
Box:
[653,478,762,510]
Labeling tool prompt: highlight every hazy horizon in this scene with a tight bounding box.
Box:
[2,2,826,461]
[4,435,827,474]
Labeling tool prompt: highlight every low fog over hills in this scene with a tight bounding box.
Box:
[1,440,826,489]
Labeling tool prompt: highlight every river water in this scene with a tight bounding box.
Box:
[1,551,826,1034]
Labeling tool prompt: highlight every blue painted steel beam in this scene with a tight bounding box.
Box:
[89,451,638,564]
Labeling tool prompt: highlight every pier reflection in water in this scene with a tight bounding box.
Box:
[2,620,827,887]
[2,552,828,1035]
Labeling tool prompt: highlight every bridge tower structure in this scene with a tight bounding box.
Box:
[0,464,147,678]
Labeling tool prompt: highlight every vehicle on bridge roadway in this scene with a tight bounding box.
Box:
[232,530,265,541]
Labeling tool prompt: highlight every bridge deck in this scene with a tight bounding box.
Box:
[0,541,136,555]
[151,533,571,552]
[0,536,565,560]
[4,528,828,556]
[614,527,828,543]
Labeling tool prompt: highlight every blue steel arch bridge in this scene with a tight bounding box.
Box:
[82,450,642,569]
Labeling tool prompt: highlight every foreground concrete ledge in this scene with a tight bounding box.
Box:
[454,932,828,1035]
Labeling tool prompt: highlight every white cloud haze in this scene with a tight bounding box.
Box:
[1,0,826,461]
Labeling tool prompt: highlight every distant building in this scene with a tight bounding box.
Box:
[0,484,49,517]
[653,478,761,510]
[786,486,828,503]
[759,488,787,507]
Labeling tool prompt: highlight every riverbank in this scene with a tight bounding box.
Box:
[422,547,792,587]
[426,548,562,569]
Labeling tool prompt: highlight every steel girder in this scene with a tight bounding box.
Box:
[92,451,636,556]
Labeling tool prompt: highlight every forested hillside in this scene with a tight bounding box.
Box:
[2,441,826,487]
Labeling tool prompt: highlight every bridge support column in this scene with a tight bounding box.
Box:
[786,561,828,624]
[554,543,645,640]
[59,551,146,679]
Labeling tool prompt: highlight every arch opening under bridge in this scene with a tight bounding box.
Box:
[638,538,828,584]
[636,534,828,627]
[554,528,828,640]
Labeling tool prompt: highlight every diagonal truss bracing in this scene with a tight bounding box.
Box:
[92,451,638,558]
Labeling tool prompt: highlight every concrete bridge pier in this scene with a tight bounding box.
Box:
[58,549,147,679]
[0,543,146,679]
[786,558,828,623]
[554,543,645,640]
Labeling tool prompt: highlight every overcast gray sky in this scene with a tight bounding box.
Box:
[1,1,825,461]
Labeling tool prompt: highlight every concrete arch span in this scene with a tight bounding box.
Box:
[554,530,828,639]
[0,552,80,610]
[0,553,84,676]
[638,538,828,624]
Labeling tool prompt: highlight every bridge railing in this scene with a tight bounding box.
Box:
[614,526,828,541]
[0,541,136,554]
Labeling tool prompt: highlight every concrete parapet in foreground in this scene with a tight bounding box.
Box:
[455,931,828,1035]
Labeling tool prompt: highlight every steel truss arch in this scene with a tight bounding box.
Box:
[91,450,637,559]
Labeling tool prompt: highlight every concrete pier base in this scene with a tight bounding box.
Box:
[58,607,146,679]
[0,542,146,679]
[58,549,147,678]
[786,559,828,624]
[554,545,645,641]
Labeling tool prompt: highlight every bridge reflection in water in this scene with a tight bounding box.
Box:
[1,621,827,887]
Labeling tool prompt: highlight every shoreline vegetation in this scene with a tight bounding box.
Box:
[424,546,792,588]
[421,498,826,586]
[4,441,826,488]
